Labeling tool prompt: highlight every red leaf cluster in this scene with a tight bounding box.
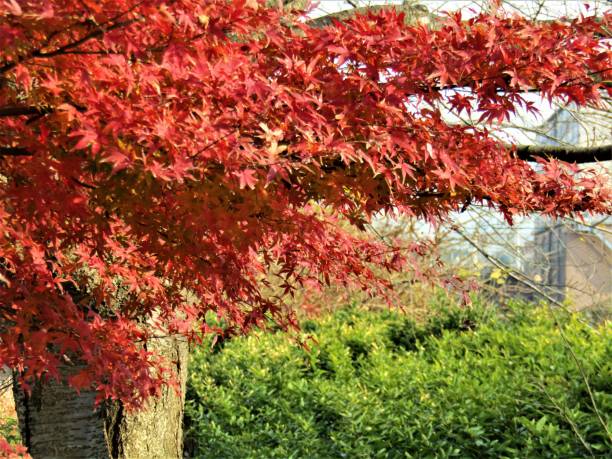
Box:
[0,0,610,407]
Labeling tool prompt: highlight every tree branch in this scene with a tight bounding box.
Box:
[2,138,609,164]
[0,19,137,75]
[0,106,52,117]
[0,147,32,157]
[515,144,611,163]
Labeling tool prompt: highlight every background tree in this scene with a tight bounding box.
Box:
[0,0,610,457]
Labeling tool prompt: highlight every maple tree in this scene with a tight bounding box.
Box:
[0,0,611,452]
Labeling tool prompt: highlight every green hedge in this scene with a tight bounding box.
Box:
[185,302,611,458]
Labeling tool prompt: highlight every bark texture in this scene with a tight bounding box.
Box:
[13,336,188,459]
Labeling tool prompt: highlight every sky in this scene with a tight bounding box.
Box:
[311,0,611,19]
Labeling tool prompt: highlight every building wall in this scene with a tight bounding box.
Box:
[532,105,610,310]
[562,230,612,309]
[533,224,566,303]
[532,224,611,310]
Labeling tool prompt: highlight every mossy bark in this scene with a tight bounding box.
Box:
[13,336,188,459]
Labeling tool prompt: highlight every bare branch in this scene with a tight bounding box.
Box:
[0,106,52,117]
[0,19,137,75]
[515,144,612,163]
[0,147,32,157]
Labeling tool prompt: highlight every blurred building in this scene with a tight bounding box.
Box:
[531,107,611,310]
[533,221,612,309]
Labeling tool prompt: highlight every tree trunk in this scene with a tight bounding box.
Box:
[13,336,188,459]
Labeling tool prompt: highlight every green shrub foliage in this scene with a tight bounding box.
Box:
[185,302,611,458]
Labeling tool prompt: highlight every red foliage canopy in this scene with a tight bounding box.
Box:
[0,0,610,406]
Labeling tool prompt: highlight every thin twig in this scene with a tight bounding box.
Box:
[534,380,594,457]
[453,226,612,443]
